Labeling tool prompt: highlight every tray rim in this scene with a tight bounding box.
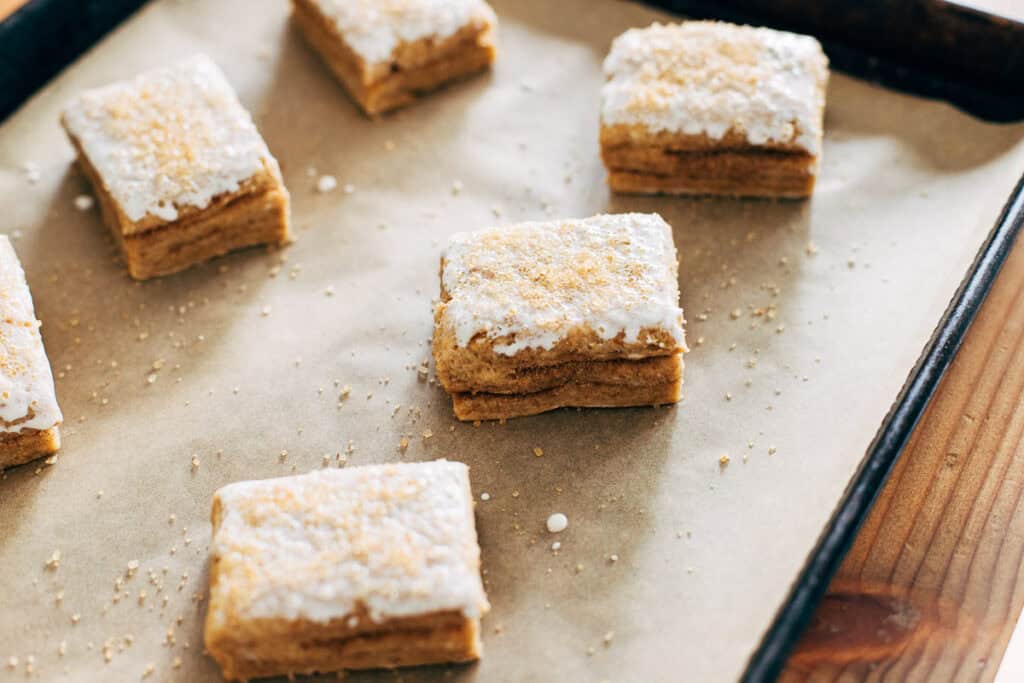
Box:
[3,1,1024,680]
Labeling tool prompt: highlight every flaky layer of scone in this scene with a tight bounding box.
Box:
[605,149,818,198]
[433,213,687,390]
[209,608,480,680]
[0,427,61,470]
[61,55,289,237]
[451,375,683,422]
[439,351,682,395]
[205,461,489,680]
[0,236,62,468]
[292,0,496,114]
[600,21,828,156]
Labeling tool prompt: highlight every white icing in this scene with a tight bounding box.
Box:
[310,0,495,66]
[210,461,489,625]
[440,213,686,356]
[601,22,828,154]
[0,237,62,433]
[61,55,278,226]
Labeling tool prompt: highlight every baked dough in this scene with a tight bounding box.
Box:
[291,0,497,115]
[60,55,291,280]
[204,461,489,680]
[0,236,62,469]
[433,213,687,420]
[600,21,829,198]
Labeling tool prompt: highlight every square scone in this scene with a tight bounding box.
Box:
[292,0,497,115]
[204,460,489,681]
[61,55,291,280]
[600,21,829,198]
[0,237,62,469]
[433,213,687,421]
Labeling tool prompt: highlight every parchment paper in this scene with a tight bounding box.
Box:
[2,1,1023,681]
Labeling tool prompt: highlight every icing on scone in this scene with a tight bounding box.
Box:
[310,0,496,66]
[62,55,278,226]
[440,213,686,356]
[210,461,488,624]
[601,22,828,154]
[0,237,62,433]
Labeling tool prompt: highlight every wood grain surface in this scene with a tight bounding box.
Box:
[782,225,1024,681]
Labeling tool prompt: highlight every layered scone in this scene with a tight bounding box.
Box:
[0,237,62,468]
[61,55,291,280]
[204,460,489,680]
[600,21,829,198]
[291,0,497,115]
[433,213,687,421]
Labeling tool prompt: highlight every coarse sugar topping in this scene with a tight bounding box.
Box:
[62,55,278,227]
[440,213,686,356]
[0,236,62,433]
[310,0,495,66]
[209,461,488,624]
[602,22,828,154]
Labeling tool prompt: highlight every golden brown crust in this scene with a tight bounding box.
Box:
[292,0,496,115]
[68,131,291,279]
[0,426,60,470]
[437,351,682,395]
[206,606,481,680]
[607,167,816,198]
[450,376,683,421]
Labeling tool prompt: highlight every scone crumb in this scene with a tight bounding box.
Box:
[45,550,61,571]
[316,175,338,193]
[546,513,568,533]
[719,454,730,467]
[533,447,544,457]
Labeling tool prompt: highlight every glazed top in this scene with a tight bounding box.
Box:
[440,213,686,356]
[208,461,489,624]
[310,0,496,66]
[0,236,62,434]
[602,21,829,154]
[62,55,279,229]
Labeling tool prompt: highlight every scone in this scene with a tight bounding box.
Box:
[292,0,497,115]
[600,21,829,198]
[0,236,62,469]
[61,55,291,280]
[204,460,489,680]
[433,213,687,421]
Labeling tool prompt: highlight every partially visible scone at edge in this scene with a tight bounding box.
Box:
[600,21,829,198]
[60,55,291,280]
[204,460,489,681]
[0,236,62,469]
[291,0,497,115]
[433,213,687,421]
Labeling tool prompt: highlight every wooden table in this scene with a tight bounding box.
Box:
[2,1,1023,680]
[782,215,1024,680]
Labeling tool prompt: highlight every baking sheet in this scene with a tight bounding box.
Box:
[1,1,1023,681]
